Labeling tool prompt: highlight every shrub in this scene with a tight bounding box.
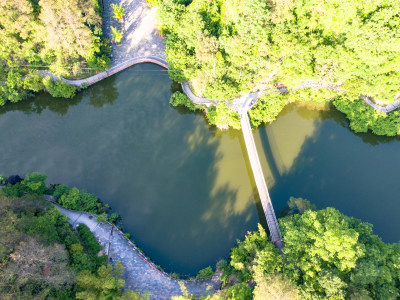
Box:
[2,182,25,197]
[196,266,214,279]
[206,103,241,130]
[333,95,400,136]
[43,76,76,98]
[77,223,102,256]
[96,212,108,223]
[53,184,71,201]
[58,187,100,213]
[169,91,203,111]
[0,174,8,185]
[22,172,47,194]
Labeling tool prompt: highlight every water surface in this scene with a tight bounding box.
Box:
[1,64,399,275]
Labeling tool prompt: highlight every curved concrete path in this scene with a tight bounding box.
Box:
[44,196,219,299]
[37,0,398,113]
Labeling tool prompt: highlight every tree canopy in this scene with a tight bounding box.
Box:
[221,205,400,299]
[158,0,400,104]
[0,0,110,104]
[157,0,400,134]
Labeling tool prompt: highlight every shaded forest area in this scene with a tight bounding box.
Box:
[0,173,147,299]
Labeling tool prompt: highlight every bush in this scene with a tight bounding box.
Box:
[107,212,121,224]
[169,91,203,111]
[77,223,102,256]
[53,184,71,201]
[206,103,241,130]
[43,76,76,98]
[2,182,25,197]
[248,93,289,128]
[96,212,108,223]
[196,266,214,279]
[22,172,47,194]
[0,174,7,185]
[58,187,99,213]
[333,95,400,136]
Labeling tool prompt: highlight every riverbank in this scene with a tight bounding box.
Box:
[45,196,220,299]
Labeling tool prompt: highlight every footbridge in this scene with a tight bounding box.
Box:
[239,109,283,250]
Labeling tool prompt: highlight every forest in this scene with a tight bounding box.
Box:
[2,173,399,299]
[158,0,400,135]
[0,197,144,299]
[0,0,110,105]
[0,173,147,299]
[176,199,400,300]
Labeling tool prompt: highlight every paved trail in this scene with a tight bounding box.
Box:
[45,197,219,299]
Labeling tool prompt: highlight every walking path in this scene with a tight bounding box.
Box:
[39,0,398,113]
[103,0,165,65]
[239,113,283,250]
[44,196,219,300]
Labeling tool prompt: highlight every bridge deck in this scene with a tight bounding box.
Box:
[240,113,283,250]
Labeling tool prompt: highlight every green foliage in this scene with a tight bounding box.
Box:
[206,103,241,130]
[196,266,214,279]
[226,205,400,299]
[230,224,282,282]
[22,172,47,194]
[0,193,106,298]
[253,272,300,300]
[333,95,400,136]
[146,0,163,7]
[0,0,109,104]
[77,223,103,256]
[1,172,47,197]
[159,0,400,134]
[2,182,25,197]
[53,184,71,201]
[96,212,108,223]
[169,91,203,111]
[108,212,121,224]
[57,187,100,213]
[111,3,125,21]
[0,174,7,185]
[111,26,123,44]
[43,77,77,98]
[75,262,126,299]
[225,283,253,300]
[248,93,289,127]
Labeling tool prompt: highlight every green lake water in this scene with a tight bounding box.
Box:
[1,63,399,275]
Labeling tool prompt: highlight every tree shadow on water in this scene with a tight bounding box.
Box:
[0,75,120,116]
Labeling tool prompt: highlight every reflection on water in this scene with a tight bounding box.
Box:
[263,106,319,177]
[0,64,260,276]
[256,104,400,243]
[1,64,399,277]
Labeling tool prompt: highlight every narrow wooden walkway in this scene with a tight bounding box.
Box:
[240,112,284,250]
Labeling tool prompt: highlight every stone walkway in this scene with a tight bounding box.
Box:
[103,0,165,65]
[45,197,220,299]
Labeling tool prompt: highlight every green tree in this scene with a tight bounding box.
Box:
[196,266,214,279]
[253,272,300,300]
[206,103,241,130]
[22,172,47,194]
[75,262,125,299]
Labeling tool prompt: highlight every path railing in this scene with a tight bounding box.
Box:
[240,112,283,250]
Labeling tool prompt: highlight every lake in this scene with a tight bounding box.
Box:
[1,63,399,275]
